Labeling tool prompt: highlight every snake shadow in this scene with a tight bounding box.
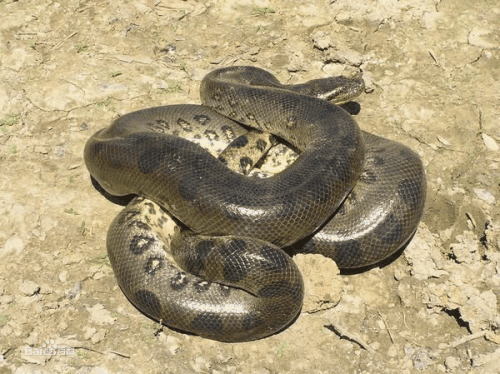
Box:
[339,101,361,115]
[132,300,303,343]
[90,176,136,206]
[285,228,415,276]
[340,233,415,275]
[339,101,416,273]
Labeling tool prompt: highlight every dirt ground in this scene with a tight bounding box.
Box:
[1,0,499,373]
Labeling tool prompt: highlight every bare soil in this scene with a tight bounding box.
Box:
[1,0,499,373]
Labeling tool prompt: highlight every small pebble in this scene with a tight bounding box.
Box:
[472,188,496,204]
[482,133,499,151]
[91,329,106,344]
[59,270,68,282]
[166,335,180,355]
[40,284,53,294]
[84,326,97,340]
[19,280,40,296]
[387,345,398,357]
[1,236,24,256]
[445,356,460,370]
[67,282,82,299]
[0,295,15,305]
[437,135,451,146]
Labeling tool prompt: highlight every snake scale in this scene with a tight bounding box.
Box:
[84,66,426,342]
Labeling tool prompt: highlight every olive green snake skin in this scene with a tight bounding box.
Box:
[84,66,426,342]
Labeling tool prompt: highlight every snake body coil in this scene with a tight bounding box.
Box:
[86,67,365,247]
[84,66,426,342]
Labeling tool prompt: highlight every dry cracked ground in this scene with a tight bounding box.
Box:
[1,0,499,373]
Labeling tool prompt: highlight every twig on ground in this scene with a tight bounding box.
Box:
[326,321,377,354]
[378,310,395,345]
[449,331,487,348]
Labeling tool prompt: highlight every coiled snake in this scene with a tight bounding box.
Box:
[84,66,426,342]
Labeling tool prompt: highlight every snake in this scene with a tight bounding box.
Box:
[84,66,426,342]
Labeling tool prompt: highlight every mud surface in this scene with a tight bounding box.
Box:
[1,0,499,373]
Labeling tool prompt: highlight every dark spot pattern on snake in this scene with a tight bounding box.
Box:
[220,239,250,282]
[194,280,212,293]
[177,170,201,203]
[371,154,385,166]
[133,289,162,317]
[145,256,164,276]
[242,313,264,331]
[195,239,215,260]
[194,114,210,125]
[181,239,215,275]
[177,118,192,132]
[129,234,155,255]
[204,129,219,141]
[137,143,165,174]
[144,201,157,215]
[191,312,224,335]
[170,271,189,291]
[257,245,288,272]
[229,135,248,148]
[333,239,363,268]
[373,213,405,245]
[256,138,268,151]
[218,284,231,297]
[239,157,253,173]
[397,178,423,210]
[258,280,294,298]
[128,220,150,232]
[147,119,170,133]
[118,209,141,226]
